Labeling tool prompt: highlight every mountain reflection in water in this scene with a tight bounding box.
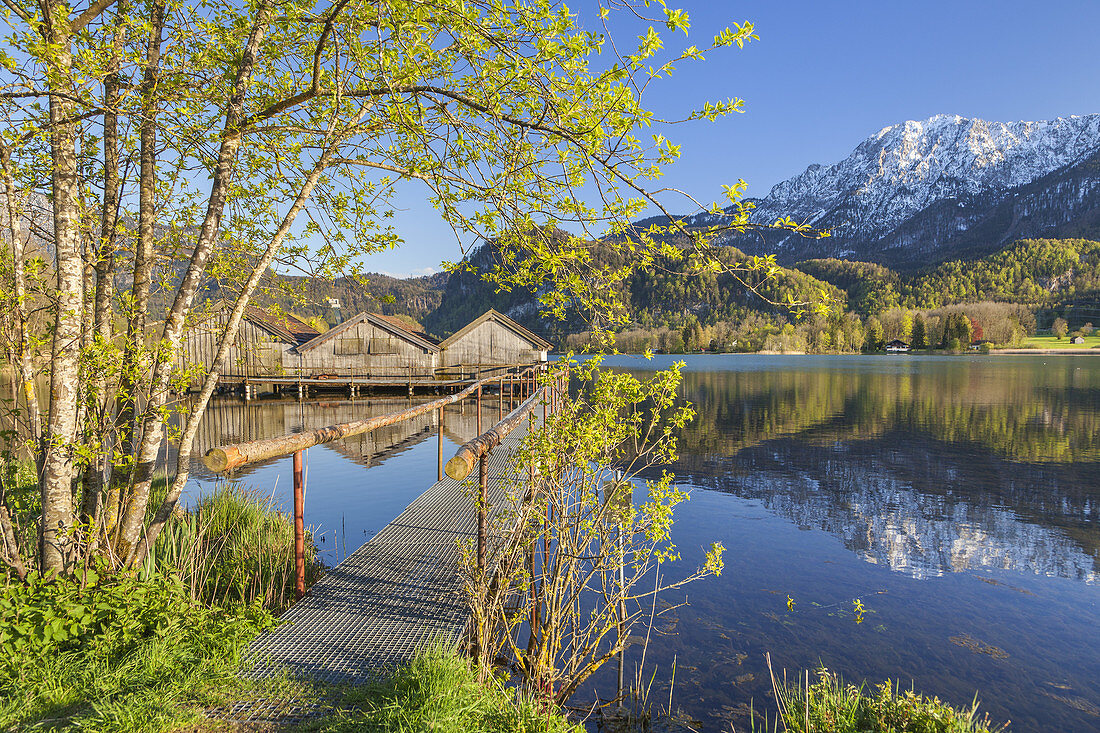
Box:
[596,354,1100,733]
[613,354,1100,585]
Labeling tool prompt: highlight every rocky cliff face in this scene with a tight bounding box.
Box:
[703,114,1100,269]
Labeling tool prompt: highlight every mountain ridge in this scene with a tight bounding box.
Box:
[687,113,1100,269]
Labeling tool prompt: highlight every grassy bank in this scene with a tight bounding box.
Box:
[1,483,578,732]
[0,571,283,731]
[761,666,1006,733]
[1018,333,1100,349]
[309,648,579,733]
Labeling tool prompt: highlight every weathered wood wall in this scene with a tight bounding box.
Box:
[442,320,544,367]
[181,315,295,381]
[297,320,438,377]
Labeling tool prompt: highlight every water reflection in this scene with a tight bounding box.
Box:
[594,355,1100,732]
[611,355,1100,584]
[181,394,494,480]
[174,393,497,564]
[681,442,1098,583]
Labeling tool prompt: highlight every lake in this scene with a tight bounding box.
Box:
[183,354,1100,732]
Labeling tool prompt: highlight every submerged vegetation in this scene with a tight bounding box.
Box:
[762,665,1006,733]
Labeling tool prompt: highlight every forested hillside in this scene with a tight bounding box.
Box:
[798,238,1100,315]
[424,236,1100,353]
[235,237,1100,351]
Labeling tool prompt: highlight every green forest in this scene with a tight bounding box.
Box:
[433,237,1100,354]
[256,237,1100,354]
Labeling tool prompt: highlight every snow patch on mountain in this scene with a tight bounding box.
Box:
[740,113,1100,247]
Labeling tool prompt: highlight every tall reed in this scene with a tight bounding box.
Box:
[143,483,321,613]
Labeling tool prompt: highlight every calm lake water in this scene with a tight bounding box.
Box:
[183,354,1100,732]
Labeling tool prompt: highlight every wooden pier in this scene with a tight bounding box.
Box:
[200,365,557,707]
[243,409,537,683]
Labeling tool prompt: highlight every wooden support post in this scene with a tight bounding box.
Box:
[498,377,503,422]
[293,449,306,599]
[476,383,482,435]
[438,406,444,482]
[478,453,488,574]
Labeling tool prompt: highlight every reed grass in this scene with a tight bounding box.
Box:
[143,482,322,613]
[757,654,1008,733]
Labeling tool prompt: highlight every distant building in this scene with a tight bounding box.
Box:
[885,339,910,353]
[1072,335,1085,344]
[293,312,441,377]
[439,309,552,374]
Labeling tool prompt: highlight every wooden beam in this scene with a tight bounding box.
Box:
[445,387,546,481]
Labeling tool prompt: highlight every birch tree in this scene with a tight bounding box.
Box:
[0,0,813,576]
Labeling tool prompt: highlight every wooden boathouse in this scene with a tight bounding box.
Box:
[438,308,551,374]
[181,305,321,382]
[292,311,441,378]
[181,305,552,397]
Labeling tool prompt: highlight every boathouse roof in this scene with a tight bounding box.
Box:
[243,305,320,346]
[295,311,442,353]
[438,309,552,351]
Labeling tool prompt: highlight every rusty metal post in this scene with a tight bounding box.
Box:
[497,376,503,422]
[476,382,482,435]
[293,449,306,598]
[478,453,488,574]
[437,406,444,481]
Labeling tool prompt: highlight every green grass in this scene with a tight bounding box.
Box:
[759,667,1006,733]
[1017,333,1100,349]
[0,572,290,732]
[307,647,580,733]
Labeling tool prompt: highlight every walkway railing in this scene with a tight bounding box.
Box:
[447,386,547,573]
[202,364,548,597]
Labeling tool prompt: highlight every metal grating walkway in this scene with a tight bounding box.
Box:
[244,415,537,684]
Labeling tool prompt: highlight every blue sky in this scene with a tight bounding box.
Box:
[365,0,1100,277]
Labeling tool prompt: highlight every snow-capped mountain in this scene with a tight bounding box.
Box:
[706,114,1100,269]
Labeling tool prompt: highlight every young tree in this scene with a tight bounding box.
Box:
[0,1,822,577]
[463,359,723,703]
[1052,317,1069,339]
[910,314,927,350]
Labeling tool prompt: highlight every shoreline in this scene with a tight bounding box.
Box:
[993,348,1100,355]
[605,348,1099,357]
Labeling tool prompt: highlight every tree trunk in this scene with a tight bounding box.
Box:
[0,148,43,454]
[116,3,273,563]
[129,134,344,566]
[40,23,84,574]
[81,6,128,534]
[104,0,165,551]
